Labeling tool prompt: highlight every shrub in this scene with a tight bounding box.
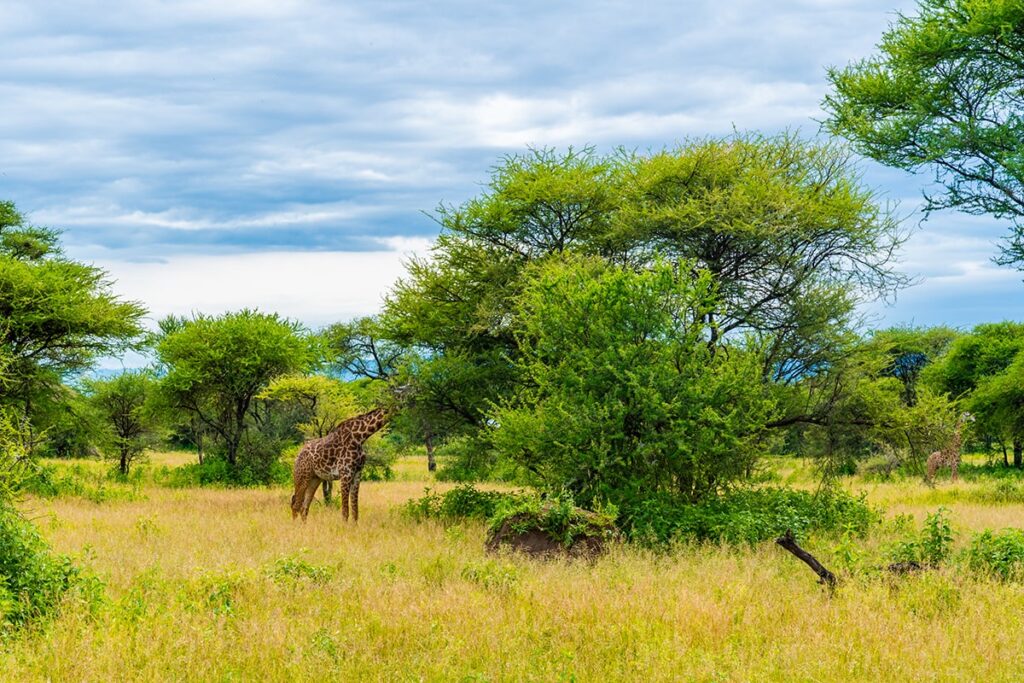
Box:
[490,258,777,509]
[159,456,291,488]
[968,479,1024,505]
[433,435,525,484]
[487,491,619,548]
[265,554,333,585]
[0,504,98,632]
[402,485,525,524]
[967,529,1024,581]
[21,463,143,503]
[887,508,955,568]
[620,486,879,546]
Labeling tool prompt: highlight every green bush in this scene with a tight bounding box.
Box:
[967,529,1024,581]
[0,504,100,632]
[433,435,525,484]
[490,258,777,509]
[621,486,879,546]
[158,457,291,488]
[21,463,143,503]
[487,491,619,548]
[402,485,525,523]
[887,508,955,568]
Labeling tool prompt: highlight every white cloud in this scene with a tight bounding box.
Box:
[5,0,1021,330]
[93,241,429,329]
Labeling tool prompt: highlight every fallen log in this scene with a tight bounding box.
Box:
[775,529,838,590]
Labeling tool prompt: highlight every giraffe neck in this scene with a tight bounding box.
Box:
[340,406,392,445]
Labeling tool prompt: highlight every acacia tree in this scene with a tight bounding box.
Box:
[83,370,161,475]
[0,201,146,449]
[824,0,1024,266]
[382,136,908,477]
[155,310,314,475]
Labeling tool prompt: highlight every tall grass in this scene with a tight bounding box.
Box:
[5,455,1024,680]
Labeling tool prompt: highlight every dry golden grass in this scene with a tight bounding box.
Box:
[4,455,1024,681]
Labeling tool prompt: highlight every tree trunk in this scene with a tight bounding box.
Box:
[776,529,837,590]
[119,449,129,476]
[1015,440,1022,469]
[426,433,436,472]
[1002,441,1009,468]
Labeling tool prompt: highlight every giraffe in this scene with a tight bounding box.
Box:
[290,406,393,522]
[925,411,975,484]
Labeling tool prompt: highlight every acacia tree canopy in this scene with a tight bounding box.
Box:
[382,136,908,454]
[0,201,146,451]
[155,310,314,469]
[824,0,1024,266]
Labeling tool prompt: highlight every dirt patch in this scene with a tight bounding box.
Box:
[485,510,614,559]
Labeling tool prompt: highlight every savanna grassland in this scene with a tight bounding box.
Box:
[4,452,1024,682]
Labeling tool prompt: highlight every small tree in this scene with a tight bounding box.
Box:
[924,322,1024,465]
[155,310,314,477]
[258,374,359,439]
[490,257,777,507]
[824,0,1024,267]
[0,201,146,450]
[83,370,161,475]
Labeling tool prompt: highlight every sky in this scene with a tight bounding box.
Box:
[2,0,1023,350]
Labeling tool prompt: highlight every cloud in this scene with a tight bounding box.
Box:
[2,0,1018,329]
[94,239,430,329]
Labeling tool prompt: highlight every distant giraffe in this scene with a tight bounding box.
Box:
[926,412,975,484]
[290,406,392,522]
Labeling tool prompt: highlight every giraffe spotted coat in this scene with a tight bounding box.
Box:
[926,412,974,484]
[291,407,391,522]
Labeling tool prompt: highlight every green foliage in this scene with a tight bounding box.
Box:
[487,491,620,548]
[258,374,359,439]
[382,138,906,462]
[871,325,959,405]
[155,310,314,479]
[161,456,292,488]
[265,554,333,585]
[824,0,1024,266]
[621,486,879,546]
[0,503,99,632]
[460,559,520,594]
[322,316,406,381]
[924,322,1024,464]
[492,257,776,506]
[21,463,144,502]
[0,202,145,459]
[82,370,162,475]
[967,528,1024,581]
[887,508,955,568]
[432,434,524,483]
[402,485,525,524]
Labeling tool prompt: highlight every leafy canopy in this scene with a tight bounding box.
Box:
[383,136,907,456]
[490,257,777,505]
[824,0,1024,266]
[155,310,314,470]
[82,370,162,475]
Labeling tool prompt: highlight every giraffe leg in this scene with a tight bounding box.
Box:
[340,480,351,522]
[322,480,333,505]
[291,476,306,520]
[926,452,939,486]
[300,478,320,522]
[951,457,960,482]
[350,474,361,523]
